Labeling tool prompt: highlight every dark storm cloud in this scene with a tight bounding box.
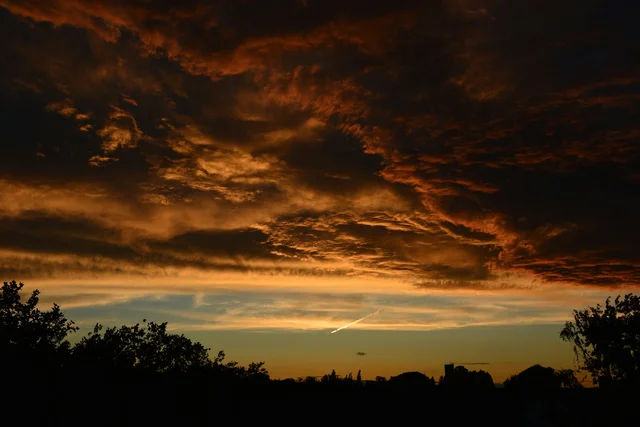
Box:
[0,0,639,288]
[148,228,280,260]
[0,213,133,259]
[0,214,359,280]
[0,213,286,265]
[363,1,640,286]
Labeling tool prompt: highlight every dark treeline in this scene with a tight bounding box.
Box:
[2,281,639,426]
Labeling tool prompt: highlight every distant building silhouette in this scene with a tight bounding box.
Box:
[444,363,454,377]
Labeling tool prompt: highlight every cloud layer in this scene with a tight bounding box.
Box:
[1,0,639,327]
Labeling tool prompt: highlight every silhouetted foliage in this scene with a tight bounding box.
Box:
[389,371,436,387]
[504,365,581,391]
[322,369,339,384]
[2,281,639,426]
[504,365,560,390]
[0,281,77,371]
[560,294,640,386]
[72,320,212,373]
[212,350,270,382]
[440,365,494,390]
[556,369,583,389]
[1,282,268,388]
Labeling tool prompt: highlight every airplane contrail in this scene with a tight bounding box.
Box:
[329,308,380,334]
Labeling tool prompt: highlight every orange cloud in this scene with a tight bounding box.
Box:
[2,0,639,293]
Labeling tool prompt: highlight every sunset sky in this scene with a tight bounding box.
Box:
[1,1,639,382]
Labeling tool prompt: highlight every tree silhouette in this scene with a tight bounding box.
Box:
[560,293,640,386]
[555,369,582,389]
[440,365,494,390]
[212,350,269,381]
[2,279,639,425]
[504,365,563,391]
[389,371,436,389]
[72,320,212,374]
[0,281,77,371]
[247,361,270,379]
[303,376,319,384]
[505,365,559,390]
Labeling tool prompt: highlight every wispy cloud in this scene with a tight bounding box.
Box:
[26,281,620,333]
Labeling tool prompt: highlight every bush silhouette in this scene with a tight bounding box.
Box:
[503,365,569,391]
[389,371,436,388]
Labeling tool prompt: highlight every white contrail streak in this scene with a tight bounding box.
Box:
[329,308,380,334]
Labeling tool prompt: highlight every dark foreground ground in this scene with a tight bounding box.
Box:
[10,381,640,427]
